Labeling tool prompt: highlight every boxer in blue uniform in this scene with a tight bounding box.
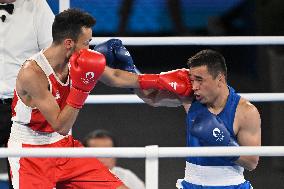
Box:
[104,45,261,189]
[177,86,253,189]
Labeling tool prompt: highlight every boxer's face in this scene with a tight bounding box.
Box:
[190,65,221,104]
[65,27,92,60]
[73,26,92,52]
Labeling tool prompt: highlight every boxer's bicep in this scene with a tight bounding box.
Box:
[235,101,261,171]
[19,66,61,125]
[237,102,261,146]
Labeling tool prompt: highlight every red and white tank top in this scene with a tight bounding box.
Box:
[11,50,70,133]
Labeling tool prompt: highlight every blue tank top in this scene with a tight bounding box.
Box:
[186,86,240,166]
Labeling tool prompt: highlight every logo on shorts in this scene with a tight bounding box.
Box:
[212,128,224,141]
[81,72,95,84]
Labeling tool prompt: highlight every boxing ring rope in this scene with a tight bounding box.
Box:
[1,146,284,189]
[90,36,284,46]
[85,93,284,104]
[2,146,284,158]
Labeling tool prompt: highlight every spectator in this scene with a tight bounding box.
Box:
[83,129,146,189]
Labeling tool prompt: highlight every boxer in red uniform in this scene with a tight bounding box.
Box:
[8,9,193,189]
[8,8,127,188]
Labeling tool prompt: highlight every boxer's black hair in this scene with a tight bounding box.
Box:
[187,49,227,80]
[52,8,96,44]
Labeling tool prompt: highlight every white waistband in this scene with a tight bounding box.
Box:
[9,123,66,145]
[184,162,245,186]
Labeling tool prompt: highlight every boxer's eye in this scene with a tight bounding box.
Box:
[83,39,92,46]
[83,41,89,46]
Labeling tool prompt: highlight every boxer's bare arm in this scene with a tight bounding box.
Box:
[99,66,139,88]
[234,98,261,171]
[135,89,192,107]
[16,61,78,135]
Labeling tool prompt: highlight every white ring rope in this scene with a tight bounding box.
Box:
[1,146,284,158]
[90,36,284,46]
[86,93,284,104]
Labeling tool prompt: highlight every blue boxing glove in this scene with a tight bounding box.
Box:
[114,44,141,74]
[94,39,140,74]
[93,39,122,68]
[190,111,239,162]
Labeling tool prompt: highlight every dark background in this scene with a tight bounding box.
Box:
[47,1,284,188]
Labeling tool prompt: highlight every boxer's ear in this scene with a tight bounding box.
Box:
[64,39,74,50]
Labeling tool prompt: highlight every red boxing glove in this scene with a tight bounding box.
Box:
[138,69,192,96]
[67,49,106,109]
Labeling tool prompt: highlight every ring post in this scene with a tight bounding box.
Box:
[145,145,159,189]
